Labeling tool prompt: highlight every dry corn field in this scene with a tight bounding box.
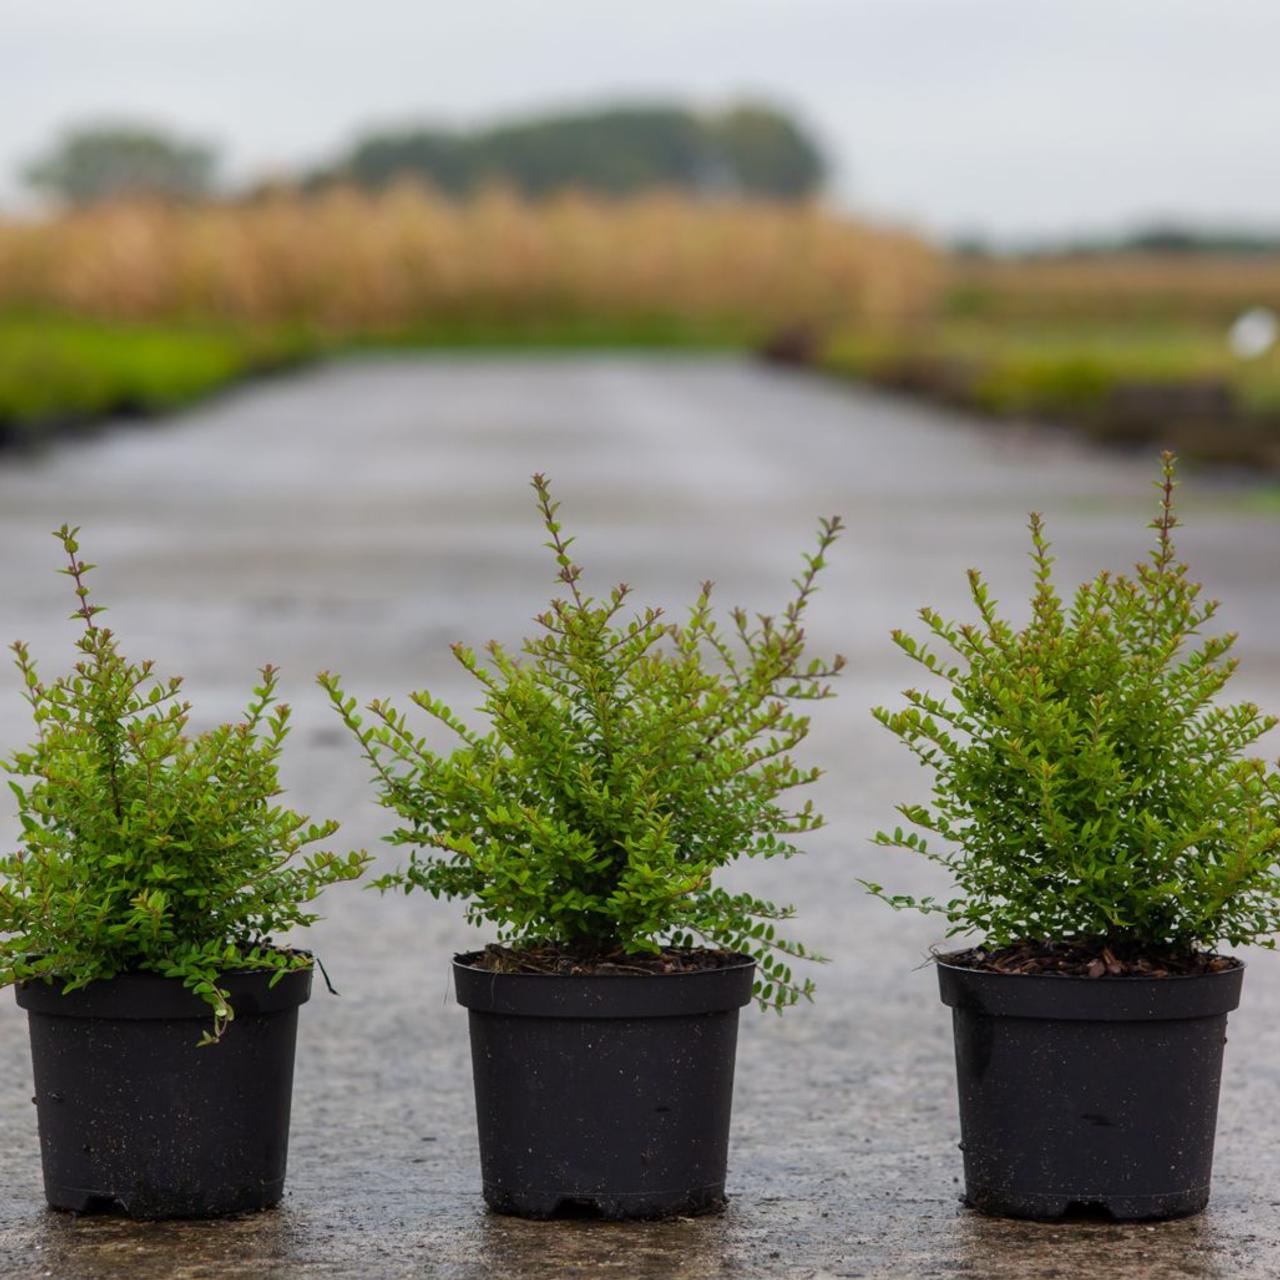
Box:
[952,252,1280,323]
[0,187,940,336]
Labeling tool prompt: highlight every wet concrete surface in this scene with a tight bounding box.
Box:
[0,354,1279,1278]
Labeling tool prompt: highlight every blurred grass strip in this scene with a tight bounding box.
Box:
[0,317,313,445]
[825,322,1280,409]
[820,320,1280,469]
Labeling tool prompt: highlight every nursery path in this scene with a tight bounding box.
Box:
[1,354,1279,1279]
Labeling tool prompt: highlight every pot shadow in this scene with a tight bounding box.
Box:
[469,1207,744,1280]
[951,1206,1235,1280]
[14,1206,311,1280]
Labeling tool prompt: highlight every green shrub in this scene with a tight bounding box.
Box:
[869,454,1280,956]
[0,528,370,1040]
[320,476,844,1008]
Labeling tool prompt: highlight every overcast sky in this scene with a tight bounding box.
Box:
[2,0,1277,241]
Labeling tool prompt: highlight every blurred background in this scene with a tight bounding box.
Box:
[0,0,1278,464]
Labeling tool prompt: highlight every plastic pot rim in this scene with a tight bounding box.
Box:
[936,955,1244,1022]
[453,949,756,1019]
[15,958,315,1021]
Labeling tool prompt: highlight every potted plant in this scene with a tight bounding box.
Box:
[320,474,843,1220]
[869,453,1280,1221]
[1,527,370,1219]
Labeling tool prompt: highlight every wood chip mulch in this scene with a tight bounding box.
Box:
[942,939,1239,979]
[468,942,743,977]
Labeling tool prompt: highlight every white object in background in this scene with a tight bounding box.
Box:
[1228,306,1279,360]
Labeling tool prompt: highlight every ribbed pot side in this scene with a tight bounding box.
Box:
[16,967,312,1219]
[454,953,755,1220]
[938,960,1244,1221]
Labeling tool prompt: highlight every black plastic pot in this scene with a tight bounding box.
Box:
[938,958,1244,1221]
[453,951,755,1220]
[16,966,312,1219]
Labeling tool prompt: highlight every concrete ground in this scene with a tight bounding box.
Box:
[0,354,1279,1279]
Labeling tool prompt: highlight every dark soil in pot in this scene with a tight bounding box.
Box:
[453,948,755,1221]
[937,950,1244,1222]
[16,965,312,1219]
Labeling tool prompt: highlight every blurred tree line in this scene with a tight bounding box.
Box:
[956,224,1280,259]
[24,102,826,206]
[318,103,826,198]
[26,125,217,204]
